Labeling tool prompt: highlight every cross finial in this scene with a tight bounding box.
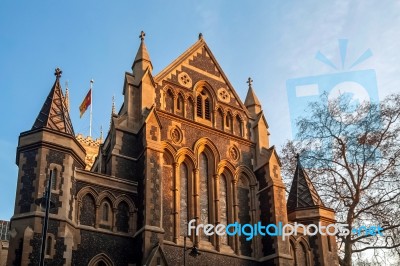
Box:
[54,67,62,78]
[247,77,253,88]
[139,31,146,41]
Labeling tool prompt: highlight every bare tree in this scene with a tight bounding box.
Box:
[280,93,400,266]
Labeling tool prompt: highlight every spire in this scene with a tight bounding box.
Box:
[112,95,116,115]
[100,125,103,142]
[64,81,70,112]
[32,68,75,135]
[244,77,261,115]
[287,154,324,212]
[109,96,116,129]
[132,30,153,74]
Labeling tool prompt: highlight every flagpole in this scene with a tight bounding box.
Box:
[90,79,94,137]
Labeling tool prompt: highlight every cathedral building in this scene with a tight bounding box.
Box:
[7,32,339,265]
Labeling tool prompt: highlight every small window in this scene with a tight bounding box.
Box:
[196,87,212,121]
[177,94,184,111]
[102,203,109,221]
[46,235,52,256]
[50,169,57,190]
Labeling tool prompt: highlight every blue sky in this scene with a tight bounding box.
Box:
[1,1,400,220]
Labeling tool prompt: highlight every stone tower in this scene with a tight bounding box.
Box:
[287,155,339,265]
[8,68,86,265]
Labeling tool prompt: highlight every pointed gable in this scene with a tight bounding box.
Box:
[287,155,324,212]
[154,36,249,115]
[32,68,75,135]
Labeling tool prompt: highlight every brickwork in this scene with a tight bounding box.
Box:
[8,35,337,266]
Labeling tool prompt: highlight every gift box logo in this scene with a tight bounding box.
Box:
[286,40,380,166]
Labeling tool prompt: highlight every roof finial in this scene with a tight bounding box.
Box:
[112,95,116,115]
[198,33,203,40]
[100,125,103,141]
[247,77,253,89]
[54,67,62,78]
[64,81,70,112]
[139,31,146,41]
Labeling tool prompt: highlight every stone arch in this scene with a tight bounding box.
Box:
[193,138,220,168]
[162,142,177,163]
[96,191,116,206]
[216,159,235,180]
[234,165,257,187]
[113,195,135,212]
[175,147,196,168]
[193,80,217,100]
[88,253,114,266]
[77,187,98,203]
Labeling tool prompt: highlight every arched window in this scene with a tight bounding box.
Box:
[219,174,228,245]
[187,97,194,120]
[196,87,211,121]
[237,176,252,256]
[50,169,57,190]
[226,113,233,132]
[102,203,109,221]
[180,163,188,236]
[116,201,130,233]
[177,94,184,113]
[296,242,308,265]
[166,89,174,112]
[80,194,96,226]
[216,108,224,130]
[199,153,209,241]
[45,235,52,256]
[236,115,243,137]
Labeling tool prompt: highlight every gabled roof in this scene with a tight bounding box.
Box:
[287,155,324,212]
[32,68,75,135]
[154,36,250,117]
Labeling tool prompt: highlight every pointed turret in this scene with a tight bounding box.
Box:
[287,155,339,265]
[132,30,153,78]
[32,68,74,135]
[64,81,70,112]
[287,154,323,212]
[244,77,261,115]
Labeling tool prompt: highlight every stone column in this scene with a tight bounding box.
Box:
[213,173,220,251]
[173,162,179,243]
[193,168,200,247]
[232,180,239,254]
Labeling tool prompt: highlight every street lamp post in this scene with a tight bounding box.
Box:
[35,174,55,266]
[183,235,201,266]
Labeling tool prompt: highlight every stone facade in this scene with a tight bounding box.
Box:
[7,33,338,265]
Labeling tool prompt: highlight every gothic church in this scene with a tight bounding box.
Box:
[7,32,339,265]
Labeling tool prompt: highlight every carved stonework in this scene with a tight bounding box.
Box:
[177,71,192,88]
[229,145,240,161]
[217,88,231,103]
[170,126,183,144]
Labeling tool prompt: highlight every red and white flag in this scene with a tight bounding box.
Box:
[79,89,91,118]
